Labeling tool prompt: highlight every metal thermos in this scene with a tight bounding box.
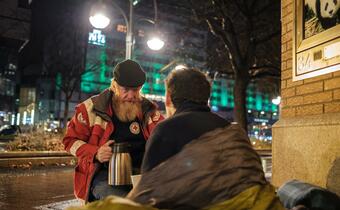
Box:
[108,142,132,186]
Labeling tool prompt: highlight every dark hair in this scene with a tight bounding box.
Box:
[165,68,211,108]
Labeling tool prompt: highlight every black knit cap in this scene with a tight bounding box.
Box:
[113,59,146,87]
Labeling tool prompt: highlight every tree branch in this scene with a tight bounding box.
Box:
[234,0,247,16]
[249,65,281,79]
[250,65,280,71]
[255,30,280,45]
[253,0,274,16]
[252,73,281,80]
[206,17,239,73]
[248,0,257,13]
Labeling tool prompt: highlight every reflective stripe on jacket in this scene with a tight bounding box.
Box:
[63,89,164,201]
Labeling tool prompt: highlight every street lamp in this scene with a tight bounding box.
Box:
[89,2,111,29]
[89,0,164,59]
[271,96,281,105]
[147,37,164,51]
[89,14,110,29]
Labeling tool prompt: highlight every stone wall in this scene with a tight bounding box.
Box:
[280,0,340,118]
[273,0,340,196]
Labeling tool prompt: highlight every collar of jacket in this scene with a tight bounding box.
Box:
[91,89,157,125]
[174,100,210,116]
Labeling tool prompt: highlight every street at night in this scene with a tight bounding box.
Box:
[0,157,273,210]
[0,0,339,209]
[0,167,79,210]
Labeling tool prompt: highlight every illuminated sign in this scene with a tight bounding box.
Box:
[116,24,144,37]
[254,118,269,123]
[117,24,127,33]
[143,94,165,102]
[88,29,106,46]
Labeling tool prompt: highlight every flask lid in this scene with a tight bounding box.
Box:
[111,142,130,153]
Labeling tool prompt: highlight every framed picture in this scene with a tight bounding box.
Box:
[293,0,340,81]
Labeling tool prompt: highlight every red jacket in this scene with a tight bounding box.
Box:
[63,89,163,201]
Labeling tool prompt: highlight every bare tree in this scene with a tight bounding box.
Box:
[190,0,281,130]
[42,2,100,128]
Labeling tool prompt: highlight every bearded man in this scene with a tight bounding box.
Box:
[63,59,163,203]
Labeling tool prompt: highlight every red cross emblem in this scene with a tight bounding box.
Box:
[129,122,140,135]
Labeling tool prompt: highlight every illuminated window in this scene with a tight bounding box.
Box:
[117,24,127,33]
[138,30,145,37]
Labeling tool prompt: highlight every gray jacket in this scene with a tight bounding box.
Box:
[128,124,267,209]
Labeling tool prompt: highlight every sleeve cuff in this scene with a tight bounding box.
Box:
[74,142,99,162]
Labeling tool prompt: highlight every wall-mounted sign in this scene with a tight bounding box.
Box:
[88,29,106,46]
[293,1,340,81]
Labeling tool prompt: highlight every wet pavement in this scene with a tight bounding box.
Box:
[0,157,272,210]
[0,167,77,210]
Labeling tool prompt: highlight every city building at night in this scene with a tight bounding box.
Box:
[0,0,31,126]
[8,0,279,137]
[82,1,279,139]
[81,1,207,103]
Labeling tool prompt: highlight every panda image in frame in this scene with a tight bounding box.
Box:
[304,0,340,37]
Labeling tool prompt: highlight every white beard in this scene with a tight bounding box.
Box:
[112,99,141,122]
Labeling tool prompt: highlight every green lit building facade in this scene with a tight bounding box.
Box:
[16,0,278,137]
[210,79,278,113]
[82,25,279,137]
[81,2,207,102]
[81,7,279,139]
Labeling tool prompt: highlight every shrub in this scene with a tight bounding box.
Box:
[5,132,65,151]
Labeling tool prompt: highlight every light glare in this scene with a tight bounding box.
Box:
[89,14,110,29]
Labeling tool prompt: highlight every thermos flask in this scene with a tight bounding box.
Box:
[108,142,132,185]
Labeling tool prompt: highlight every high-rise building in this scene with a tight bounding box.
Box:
[210,76,279,139]
[82,0,208,105]
[18,0,89,128]
[81,0,279,138]
[15,0,279,135]
[0,0,31,125]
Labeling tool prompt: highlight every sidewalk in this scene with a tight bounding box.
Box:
[0,150,272,210]
[35,199,81,210]
[0,166,76,210]
[0,151,76,169]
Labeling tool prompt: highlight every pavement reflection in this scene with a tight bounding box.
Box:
[0,167,75,210]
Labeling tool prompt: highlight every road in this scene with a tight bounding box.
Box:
[0,156,272,210]
[0,167,79,210]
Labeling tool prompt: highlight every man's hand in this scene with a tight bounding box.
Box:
[95,140,114,163]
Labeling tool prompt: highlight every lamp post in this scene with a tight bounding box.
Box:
[271,96,281,105]
[89,0,164,59]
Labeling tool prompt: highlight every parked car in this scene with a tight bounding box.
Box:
[0,125,21,141]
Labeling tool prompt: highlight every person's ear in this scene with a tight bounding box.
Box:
[165,91,173,107]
